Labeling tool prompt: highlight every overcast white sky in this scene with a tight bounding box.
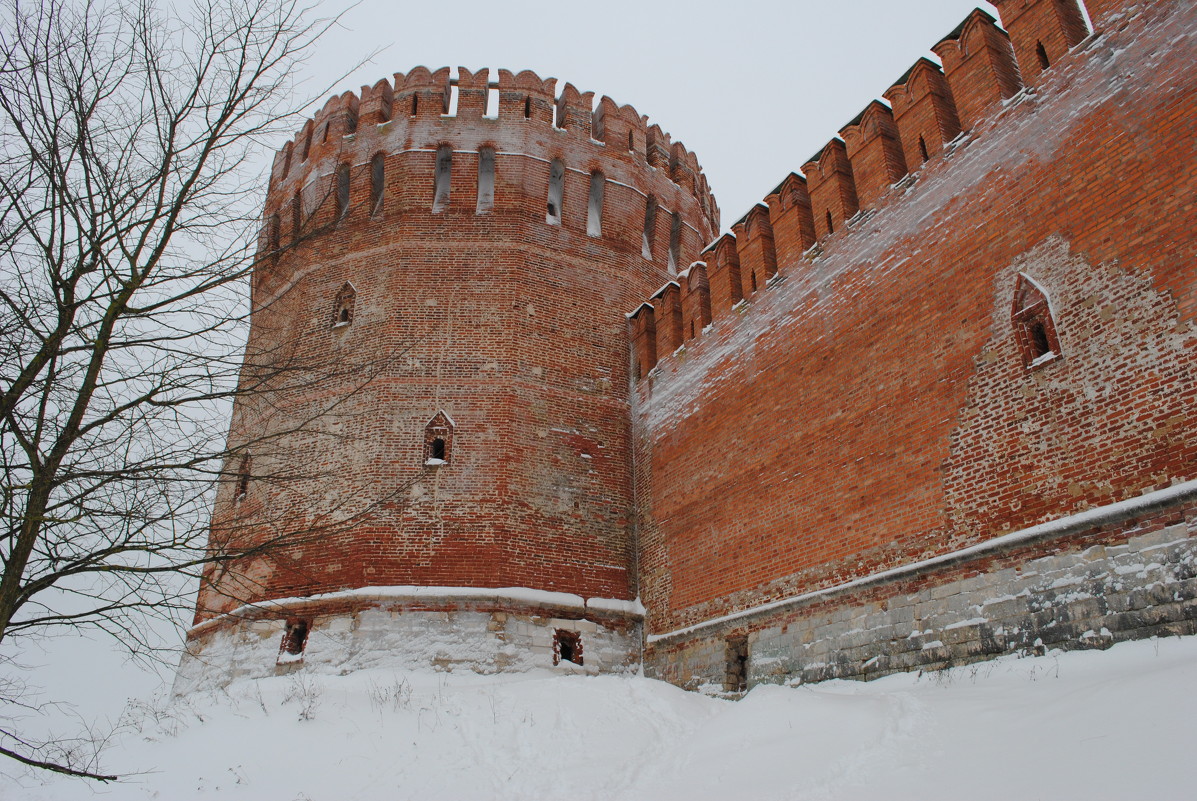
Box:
[297,0,1001,230]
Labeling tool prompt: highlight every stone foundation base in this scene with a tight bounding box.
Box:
[646,491,1197,694]
[175,587,643,694]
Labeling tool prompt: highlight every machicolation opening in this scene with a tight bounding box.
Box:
[335,163,349,219]
[370,152,385,215]
[588,170,604,237]
[477,147,495,214]
[546,158,564,224]
[433,145,452,213]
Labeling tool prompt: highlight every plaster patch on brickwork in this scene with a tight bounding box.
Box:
[943,237,1197,548]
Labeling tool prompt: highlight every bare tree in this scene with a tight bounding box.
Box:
[0,0,390,780]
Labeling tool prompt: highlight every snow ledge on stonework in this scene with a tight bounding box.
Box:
[189,586,645,637]
[586,596,646,616]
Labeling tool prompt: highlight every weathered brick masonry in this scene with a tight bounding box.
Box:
[181,68,716,684]
[185,0,1197,691]
[633,0,1197,690]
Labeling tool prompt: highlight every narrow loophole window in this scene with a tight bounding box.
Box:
[523,96,532,119]
[430,438,446,460]
[333,282,356,327]
[235,454,251,501]
[321,122,329,144]
[750,270,758,293]
[300,127,312,161]
[345,108,358,135]
[1036,40,1051,70]
[546,159,564,224]
[918,134,929,163]
[476,147,496,214]
[1029,319,1051,359]
[335,163,350,219]
[411,93,419,117]
[370,153,385,215]
[642,196,658,260]
[432,145,452,213]
[267,214,280,260]
[667,211,682,273]
[587,171,604,237]
[627,130,634,152]
[554,630,583,666]
[825,210,835,235]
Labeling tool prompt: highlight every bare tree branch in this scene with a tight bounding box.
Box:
[0,0,391,781]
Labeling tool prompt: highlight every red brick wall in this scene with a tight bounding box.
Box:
[633,0,1197,634]
[196,69,717,621]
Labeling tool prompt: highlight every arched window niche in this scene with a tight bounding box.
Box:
[1012,273,1062,369]
[423,410,456,467]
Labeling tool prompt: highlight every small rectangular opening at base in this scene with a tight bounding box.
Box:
[554,629,583,666]
[277,619,310,665]
[725,635,748,693]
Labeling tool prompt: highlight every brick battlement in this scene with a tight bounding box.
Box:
[262,66,719,248]
[629,0,1113,372]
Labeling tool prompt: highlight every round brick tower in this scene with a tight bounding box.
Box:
[177,67,718,689]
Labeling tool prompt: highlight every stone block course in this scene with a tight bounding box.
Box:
[645,512,1197,690]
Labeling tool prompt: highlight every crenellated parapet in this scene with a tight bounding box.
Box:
[260,66,719,274]
[630,0,1119,377]
[931,10,1021,131]
[882,58,962,167]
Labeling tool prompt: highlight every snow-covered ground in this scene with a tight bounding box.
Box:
[10,634,1197,801]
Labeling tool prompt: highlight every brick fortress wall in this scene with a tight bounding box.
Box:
[182,68,716,682]
[631,0,1197,689]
